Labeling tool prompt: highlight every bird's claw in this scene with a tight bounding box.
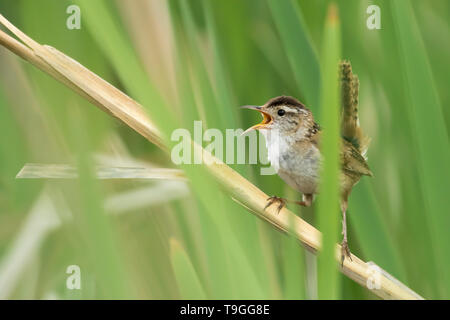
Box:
[340,239,352,267]
[264,196,286,214]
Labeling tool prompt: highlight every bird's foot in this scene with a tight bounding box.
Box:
[340,239,352,267]
[264,196,286,214]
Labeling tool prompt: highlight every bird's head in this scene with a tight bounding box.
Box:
[242,96,313,136]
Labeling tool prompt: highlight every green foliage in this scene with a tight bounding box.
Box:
[392,0,450,297]
[267,0,321,108]
[0,0,449,299]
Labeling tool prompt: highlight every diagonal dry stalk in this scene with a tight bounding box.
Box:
[0,14,423,300]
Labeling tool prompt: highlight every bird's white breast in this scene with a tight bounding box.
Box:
[262,130,321,194]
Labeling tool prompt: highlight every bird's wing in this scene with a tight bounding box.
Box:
[307,131,372,176]
[339,60,371,159]
[340,139,373,176]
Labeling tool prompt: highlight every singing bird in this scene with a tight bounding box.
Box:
[242,61,372,264]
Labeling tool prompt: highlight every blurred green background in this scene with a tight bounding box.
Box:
[0,0,449,299]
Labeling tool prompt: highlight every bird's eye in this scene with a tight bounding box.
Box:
[277,109,285,116]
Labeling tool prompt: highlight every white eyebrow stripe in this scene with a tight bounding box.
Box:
[281,106,301,113]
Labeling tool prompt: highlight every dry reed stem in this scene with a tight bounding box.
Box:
[0,14,423,300]
[16,163,187,180]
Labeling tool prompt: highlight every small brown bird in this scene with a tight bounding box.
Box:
[242,61,372,264]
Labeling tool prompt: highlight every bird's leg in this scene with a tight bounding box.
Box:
[340,199,352,266]
[265,194,313,214]
[298,193,313,207]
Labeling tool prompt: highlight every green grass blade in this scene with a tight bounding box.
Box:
[173,0,226,130]
[170,239,207,299]
[349,181,405,279]
[316,4,341,300]
[71,111,130,299]
[281,229,306,299]
[266,0,320,108]
[392,0,450,298]
[203,0,239,129]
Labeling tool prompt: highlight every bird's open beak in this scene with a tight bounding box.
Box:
[241,105,273,135]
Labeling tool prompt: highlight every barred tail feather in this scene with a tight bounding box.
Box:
[339,60,370,159]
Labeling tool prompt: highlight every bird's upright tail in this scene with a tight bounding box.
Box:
[339,60,370,159]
